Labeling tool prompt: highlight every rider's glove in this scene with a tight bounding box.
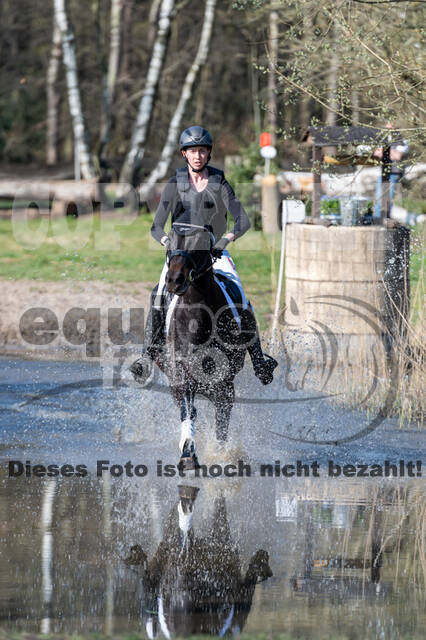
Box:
[212,236,230,258]
[162,237,170,250]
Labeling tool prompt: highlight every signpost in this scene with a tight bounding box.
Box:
[259,132,277,175]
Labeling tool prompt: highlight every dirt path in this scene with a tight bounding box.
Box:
[0,279,153,360]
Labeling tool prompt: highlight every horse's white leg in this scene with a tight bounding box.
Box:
[179,393,196,453]
[179,417,195,453]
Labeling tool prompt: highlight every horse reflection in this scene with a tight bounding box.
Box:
[125,487,272,638]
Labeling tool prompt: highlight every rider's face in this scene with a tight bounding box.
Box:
[182,146,210,169]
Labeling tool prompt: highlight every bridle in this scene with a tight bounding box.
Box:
[167,224,217,292]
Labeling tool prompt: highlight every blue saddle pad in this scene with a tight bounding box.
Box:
[214,272,243,309]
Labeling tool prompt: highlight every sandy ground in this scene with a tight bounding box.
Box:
[0,279,153,360]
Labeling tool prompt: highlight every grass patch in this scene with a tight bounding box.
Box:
[0,213,423,332]
[0,215,284,326]
[0,215,163,283]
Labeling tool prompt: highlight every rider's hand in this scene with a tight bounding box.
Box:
[212,236,230,258]
[161,236,169,250]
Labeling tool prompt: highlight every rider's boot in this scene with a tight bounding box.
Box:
[129,286,165,384]
[242,304,278,385]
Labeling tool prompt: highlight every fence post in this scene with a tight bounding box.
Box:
[261,174,280,233]
[271,200,288,354]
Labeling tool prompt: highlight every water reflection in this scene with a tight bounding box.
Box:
[0,474,424,639]
[124,486,272,638]
[40,481,56,633]
[291,498,390,598]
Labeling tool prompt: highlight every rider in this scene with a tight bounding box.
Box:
[130,125,278,385]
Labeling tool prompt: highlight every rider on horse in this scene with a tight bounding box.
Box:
[130,125,278,385]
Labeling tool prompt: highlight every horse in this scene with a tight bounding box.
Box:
[124,487,272,637]
[153,223,254,471]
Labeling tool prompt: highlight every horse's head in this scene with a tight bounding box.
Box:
[165,224,214,295]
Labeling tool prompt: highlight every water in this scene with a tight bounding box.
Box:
[0,358,425,639]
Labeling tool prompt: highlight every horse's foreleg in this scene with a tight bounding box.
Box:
[179,391,195,452]
[214,382,235,442]
[178,390,200,470]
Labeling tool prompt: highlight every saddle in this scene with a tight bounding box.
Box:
[214,272,243,309]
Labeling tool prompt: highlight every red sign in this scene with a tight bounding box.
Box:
[259,132,271,148]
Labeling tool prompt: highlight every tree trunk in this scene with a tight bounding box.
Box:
[351,87,359,124]
[194,63,209,124]
[324,25,338,158]
[148,0,162,50]
[119,0,134,85]
[119,0,176,185]
[300,8,313,133]
[114,0,134,155]
[53,0,96,179]
[99,0,123,161]
[267,8,279,144]
[325,27,338,127]
[250,42,261,137]
[46,21,62,166]
[139,0,217,201]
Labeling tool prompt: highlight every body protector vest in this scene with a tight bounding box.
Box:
[175,166,228,243]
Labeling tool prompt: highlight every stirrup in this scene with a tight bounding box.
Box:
[254,353,278,385]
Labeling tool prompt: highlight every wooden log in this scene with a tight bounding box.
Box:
[285,224,410,336]
[0,180,122,204]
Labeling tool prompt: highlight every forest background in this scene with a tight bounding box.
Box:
[0,0,424,186]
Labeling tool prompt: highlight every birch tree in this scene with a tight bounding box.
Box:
[99,0,123,161]
[139,0,217,200]
[148,0,162,51]
[119,0,176,185]
[53,0,95,179]
[46,21,62,166]
[267,7,279,144]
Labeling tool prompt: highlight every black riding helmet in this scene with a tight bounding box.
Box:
[179,126,212,150]
[179,126,212,172]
